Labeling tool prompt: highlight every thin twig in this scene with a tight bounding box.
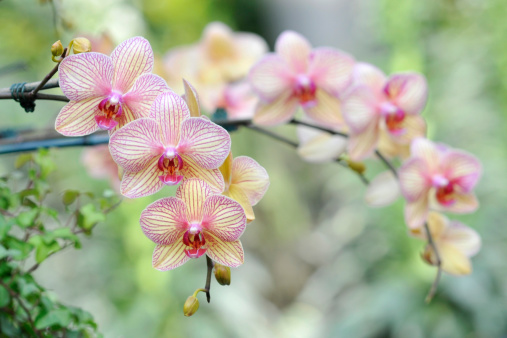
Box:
[375,150,398,178]
[423,222,442,303]
[31,47,67,97]
[0,280,41,337]
[204,256,214,303]
[289,119,348,138]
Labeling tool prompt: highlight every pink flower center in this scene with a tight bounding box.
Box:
[157,148,184,186]
[183,225,206,258]
[293,75,317,107]
[380,102,406,135]
[432,175,456,206]
[96,92,124,130]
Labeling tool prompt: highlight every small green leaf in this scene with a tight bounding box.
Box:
[62,190,79,206]
[0,285,10,307]
[77,204,106,232]
[15,154,33,169]
[4,237,33,260]
[16,209,39,228]
[35,308,72,329]
[28,236,60,263]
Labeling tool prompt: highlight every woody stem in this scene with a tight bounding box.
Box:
[204,256,214,303]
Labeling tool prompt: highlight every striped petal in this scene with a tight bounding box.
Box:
[399,157,430,202]
[109,118,163,173]
[385,73,428,115]
[275,31,311,73]
[444,221,481,257]
[253,92,299,126]
[204,233,244,267]
[123,74,170,119]
[110,104,137,135]
[304,89,346,127]
[183,79,201,117]
[140,197,188,245]
[410,138,440,172]
[309,47,355,96]
[365,171,400,207]
[436,243,472,275]
[405,196,429,229]
[111,37,154,93]
[390,114,426,144]
[342,85,379,133]
[59,52,113,101]
[176,179,213,223]
[225,185,255,223]
[55,97,102,136]
[182,156,225,194]
[347,122,380,161]
[442,193,479,214]
[149,91,190,147]
[231,156,269,206]
[352,62,386,92]
[248,54,293,101]
[219,151,233,187]
[441,150,481,193]
[152,240,189,271]
[202,195,246,241]
[121,158,164,198]
[178,118,231,169]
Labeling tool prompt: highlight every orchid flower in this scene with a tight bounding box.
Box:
[56,37,169,135]
[164,22,268,113]
[296,117,348,163]
[140,179,247,270]
[342,62,427,160]
[364,171,401,207]
[410,212,481,275]
[219,152,270,222]
[81,145,121,191]
[248,30,355,127]
[399,138,481,229]
[109,91,231,198]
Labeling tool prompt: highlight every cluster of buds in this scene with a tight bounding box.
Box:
[51,37,92,63]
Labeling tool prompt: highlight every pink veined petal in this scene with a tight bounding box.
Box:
[365,171,400,207]
[441,150,482,193]
[435,243,472,275]
[123,74,171,119]
[178,118,231,169]
[342,85,379,133]
[385,72,428,115]
[390,114,427,144]
[444,221,481,257]
[111,36,154,93]
[351,62,387,92]
[377,129,411,159]
[410,137,441,173]
[248,54,293,102]
[140,197,188,245]
[152,240,190,271]
[409,211,446,240]
[252,92,298,126]
[183,79,201,118]
[109,104,136,135]
[149,91,190,146]
[176,179,214,223]
[59,52,113,101]
[275,30,312,73]
[398,157,430,202]
[231,156,270,206]
[441,193,479,214]
[405,196,429,229]
[303,89,346,127]
[297,132,347,163]
[120,158,164,198]
[204,233,244,267]
[202,195,247,241]
[182,156,225,194]
[109,118,164,173]
[55,97,102,136]
[308,47,355,96]
[347,122,380,161]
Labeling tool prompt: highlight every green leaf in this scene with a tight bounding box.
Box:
[28,235,60,263]
[0,215,15,240]
[77,204,106,232]
[34,149,56,179]
[4,237,33,260]
[35,308,72,329]
[62,190,79,206]
[0,284,10,307]
[15,154,33,169]
[17,275,40,297]
[16,209,39,228]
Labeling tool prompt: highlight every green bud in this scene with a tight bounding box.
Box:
[214,264,231,286]
[183,296,199,317]
[51,40,64,57]
[72,37,92,54]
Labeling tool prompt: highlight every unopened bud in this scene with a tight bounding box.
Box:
[72,37,92,54]
[51,40,64,57]
[346,159,366,174]
[214,264,231,286]
[183,296,199,317]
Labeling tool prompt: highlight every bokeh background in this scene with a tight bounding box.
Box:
[1,0,506,337]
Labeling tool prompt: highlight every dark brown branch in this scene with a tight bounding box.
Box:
[31,48,67,96]
[204,256,214,303]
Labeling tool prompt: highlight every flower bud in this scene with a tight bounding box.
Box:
[214,263,231,286]
[72,37,92,54]
[346,159,366,174]
[183,296,199,317]
[51,40,64,57]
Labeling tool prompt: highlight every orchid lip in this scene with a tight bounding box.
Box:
[95,115,118,130]
[158,174,183,185]
[432,175,449,187]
